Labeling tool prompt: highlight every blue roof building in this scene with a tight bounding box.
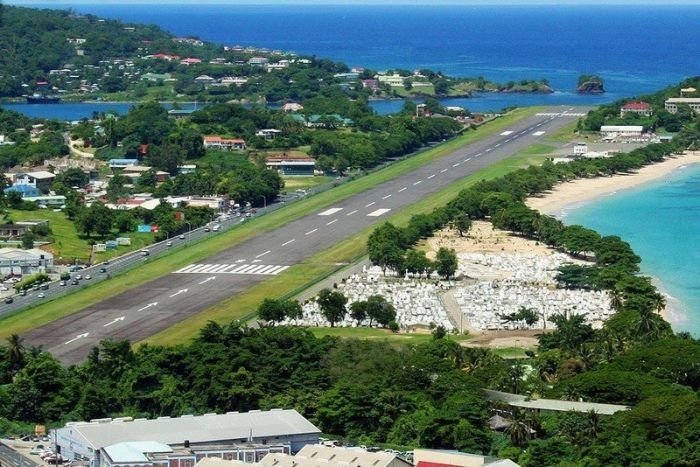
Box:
[4,184,41,198]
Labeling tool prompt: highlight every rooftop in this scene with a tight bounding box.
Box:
[485,390,630,415]
[60,409,320,449]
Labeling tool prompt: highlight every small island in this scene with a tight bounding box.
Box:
[576,74,605,94]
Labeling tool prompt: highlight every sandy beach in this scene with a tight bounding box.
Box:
[527,151,700,216]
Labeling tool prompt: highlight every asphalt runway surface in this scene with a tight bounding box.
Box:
[23,107,589,364]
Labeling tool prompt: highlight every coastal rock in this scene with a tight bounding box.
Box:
[577,79,605,94]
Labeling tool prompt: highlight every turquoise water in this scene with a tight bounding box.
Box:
[564,164,700,336]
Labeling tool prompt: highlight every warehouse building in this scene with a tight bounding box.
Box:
[0,247,54,275]
[53,409,321,467]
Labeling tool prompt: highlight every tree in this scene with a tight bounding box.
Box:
[21,230,34,249]
[317,289,348,327]
[349,301,368,324]
[364,295,396,327]
[5,334,25,376]
[453,214,472,237]
[257,298,303,324]
[435,247,458,280]
[405,249,433,277]
[6,190,22,209]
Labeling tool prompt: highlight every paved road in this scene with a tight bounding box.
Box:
[23,107,588,364]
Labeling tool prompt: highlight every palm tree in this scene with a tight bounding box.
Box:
[609,288,624,311]
[505,409,533,446]
[586,410,601,439]
[651,293,666,314]
[6,333,25,376]
[635,307,666,339]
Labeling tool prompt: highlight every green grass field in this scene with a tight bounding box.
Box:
[282,176,333,191]
[308,327,472,344]
[0,107,546,342]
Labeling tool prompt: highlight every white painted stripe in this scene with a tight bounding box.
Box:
[485,148,492,152]
[427,174,436,179]
[494,143,501,148]
[465,157,472,162]
[413,180,422,185]
[235,259,246,263]
[382,194,392,199]
[176,264,200,273]
[346,210,358,216]
[318,207,343,216]
[533,131,545,136]
[367,208,391,217]
[282,239,296,246]
[500,130,514,136]
[231,264,252,273]
[197,264,219,273]
[255,250,271,258]
[326,219,338,225]
[365,202,375,207]
[218,264,239,273]
[305,229,318,235]
[440,168,448,173]
[246,265,268,275]
[185,264,210,273]
[452,163,460,167]
[398,187,407,192]
[474,153,482,157]
[238,264,261,274]
[255,265,279,275]
[208,264,232,273]
[272,265,290,275]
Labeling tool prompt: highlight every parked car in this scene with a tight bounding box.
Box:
[166,241,173,247]
[85,275,92,280]
[140,249,150,256]
[99,267,107,273]
[19,290,27,296]
[40,284,49,290]
[212,225,220,232]
[75,274,82,280]
[204,227,211,232]
[179,234,186,240]
[71,280,79,285]
[59,281,66,286]
[37,293,45,298]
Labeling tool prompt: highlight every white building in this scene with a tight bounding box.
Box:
[0,248,54,275]
[256,129,282,140]
[53,409,321,467]
[600,125,644,139]
[377,73,406,87]
[664,97,700,114]
[573,142,588,156]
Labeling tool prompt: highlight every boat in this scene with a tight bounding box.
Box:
[26,93,61,104]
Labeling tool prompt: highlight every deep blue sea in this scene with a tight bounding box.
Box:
[566,165,700,336]
[6,2,700,333]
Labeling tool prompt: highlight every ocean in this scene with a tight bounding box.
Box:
[7,2,700,333]
[565,165,700,336]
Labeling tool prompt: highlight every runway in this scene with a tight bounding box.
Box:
[23,107,588,364]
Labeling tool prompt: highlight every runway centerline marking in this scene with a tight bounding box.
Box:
[305,229,318,235]
[440,168,448,173]
[398,187,407,192]
[413,180,422,185]
[346,210,358,216]
[326,219,338,225]
[367,208,392,217]
[427,174,436,179]
[282,239,295,246]
[382,194,392,199]
[452,163,460,167]
[255,250,271,259]
[318,207,343,216]
[365,202,376,207]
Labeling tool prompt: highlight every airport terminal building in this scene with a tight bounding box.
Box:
[53,409,321,467]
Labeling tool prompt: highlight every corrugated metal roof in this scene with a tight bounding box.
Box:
[104,441,172,463]
[67,409,319,449]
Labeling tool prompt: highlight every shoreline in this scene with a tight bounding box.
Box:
[527,151,700,327]
[527,151,700,217]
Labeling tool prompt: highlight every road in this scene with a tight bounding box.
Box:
[22,107,587,364]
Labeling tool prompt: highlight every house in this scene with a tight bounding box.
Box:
[599,125,644,139]
[4,184,42,198]
[361,79,379,90]
[203,135,247,151]
[333,72,359,80]
[53,409,320,467]
[168,109,197,119]
[9,171,56,192]
[256,129,282,140]
[290,114,353,128]
[0,135,15,146]
[414,449,519,467]
[0,224,30,240]
[664,97,700,114]
[282,103,303,112]
[266,60,289,71]
[195,75,216,85]
[150,53,181,61]
[180,57,203,66]
[0,248,54,275]
[178,164,197,175]
[485,389,629,415]
[620,101,652,118]
[377,73,406,87]
[573,142,588,156]
[24,194,67,208]
[248,57,269,66]
[265,153,316,176]
[141,72,172,82]
[109,159,139,169]
[219,77,249,87]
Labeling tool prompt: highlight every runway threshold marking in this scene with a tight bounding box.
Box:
[367,208,391,217]
[174,263,289,276]
[318,207,343,216]
[533,131,546,136]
